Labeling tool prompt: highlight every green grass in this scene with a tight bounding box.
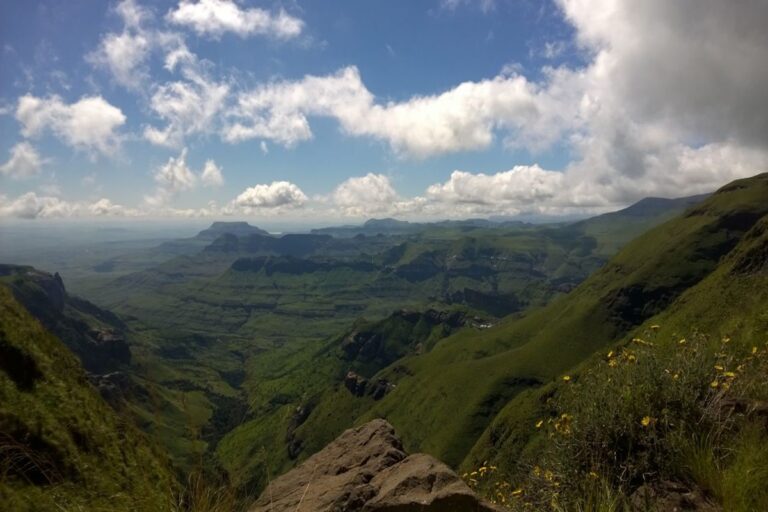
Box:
[0,285,176,511]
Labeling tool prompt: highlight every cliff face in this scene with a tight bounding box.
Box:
[250,419,501,512]
[0,264,130,373]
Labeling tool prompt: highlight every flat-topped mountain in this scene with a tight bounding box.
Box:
[195,221,270,240]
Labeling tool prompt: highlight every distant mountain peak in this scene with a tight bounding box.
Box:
[195,221,269,239]
[363,217,411,228]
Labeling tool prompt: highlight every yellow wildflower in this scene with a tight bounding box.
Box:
[753,346,759,355]
[640,416,655,427]
[562,375,571,382]
[607,350,614,358]
[535,419,544,429]
[710,380,719,388]
[608,359,618,368]
[723,371,736,378]
[714,365,724,372]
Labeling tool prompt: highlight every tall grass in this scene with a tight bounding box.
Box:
[468,331,768,511]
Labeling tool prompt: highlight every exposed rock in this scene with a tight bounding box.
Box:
[87,328,131,364]
[286,404,314,459]
[88,371,133,405]
[250,419,502,512]
[630,481,720,511]
[367,378,395,401]
[345,370,368,396]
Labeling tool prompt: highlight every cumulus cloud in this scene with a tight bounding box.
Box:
[87,30,151,90]
[200,159,223,186]
[224,66,557,158]
[145,148,198,205]
[167,0,304,39]
[144,149,225,205]
[89,197,137,216]
[426,166,564,206]
[0,193,140,219]
[558,0,768,149]
[332,173,399,216]
[231,181,307,210]
[87,0,154,89]
[0,192,75,219]
[16,95,126,156]
[0,142,44,179]
[144,63,229,148]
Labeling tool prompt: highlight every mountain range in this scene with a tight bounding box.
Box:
[2,180,767,511]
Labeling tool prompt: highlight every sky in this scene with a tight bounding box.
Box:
[0,0,767,223]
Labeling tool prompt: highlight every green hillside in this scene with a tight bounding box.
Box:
[0,284,176,511]
[464,185,768,509]
[285,174,768,475]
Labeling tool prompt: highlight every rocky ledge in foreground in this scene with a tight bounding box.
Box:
[250,419,501,512]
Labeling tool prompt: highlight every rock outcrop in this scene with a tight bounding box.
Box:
[250,419,501,512]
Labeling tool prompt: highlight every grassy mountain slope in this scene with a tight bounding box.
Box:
[287,174,768,471]
[463,192,768,509]
[572,193,709,256]
[0,285,176,511]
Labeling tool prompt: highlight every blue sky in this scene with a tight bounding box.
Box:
[1,0,766,222]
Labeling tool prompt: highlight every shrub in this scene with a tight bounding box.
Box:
[473,330,768,510]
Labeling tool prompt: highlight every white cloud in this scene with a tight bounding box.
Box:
[167,0,304,39]
[0,142,44,179]
[232,181,307,210]
[332,173,399,216]
[557,0,768,148]
[225,66,555,158]
[0,193,140,219]
[426,166,564,206]
[86,0,155,90]
[144,65,229,148]
[0,192,75,219]
[145,148,198,205]
[145,150,227,205]
[89,197,137,216]
[201,159,223,186]
[88,30,151,90]
[115,0,151,29]
[16,95,126,156]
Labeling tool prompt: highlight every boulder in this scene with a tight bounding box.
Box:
[250,419,501,512]
[344,370,368,396]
